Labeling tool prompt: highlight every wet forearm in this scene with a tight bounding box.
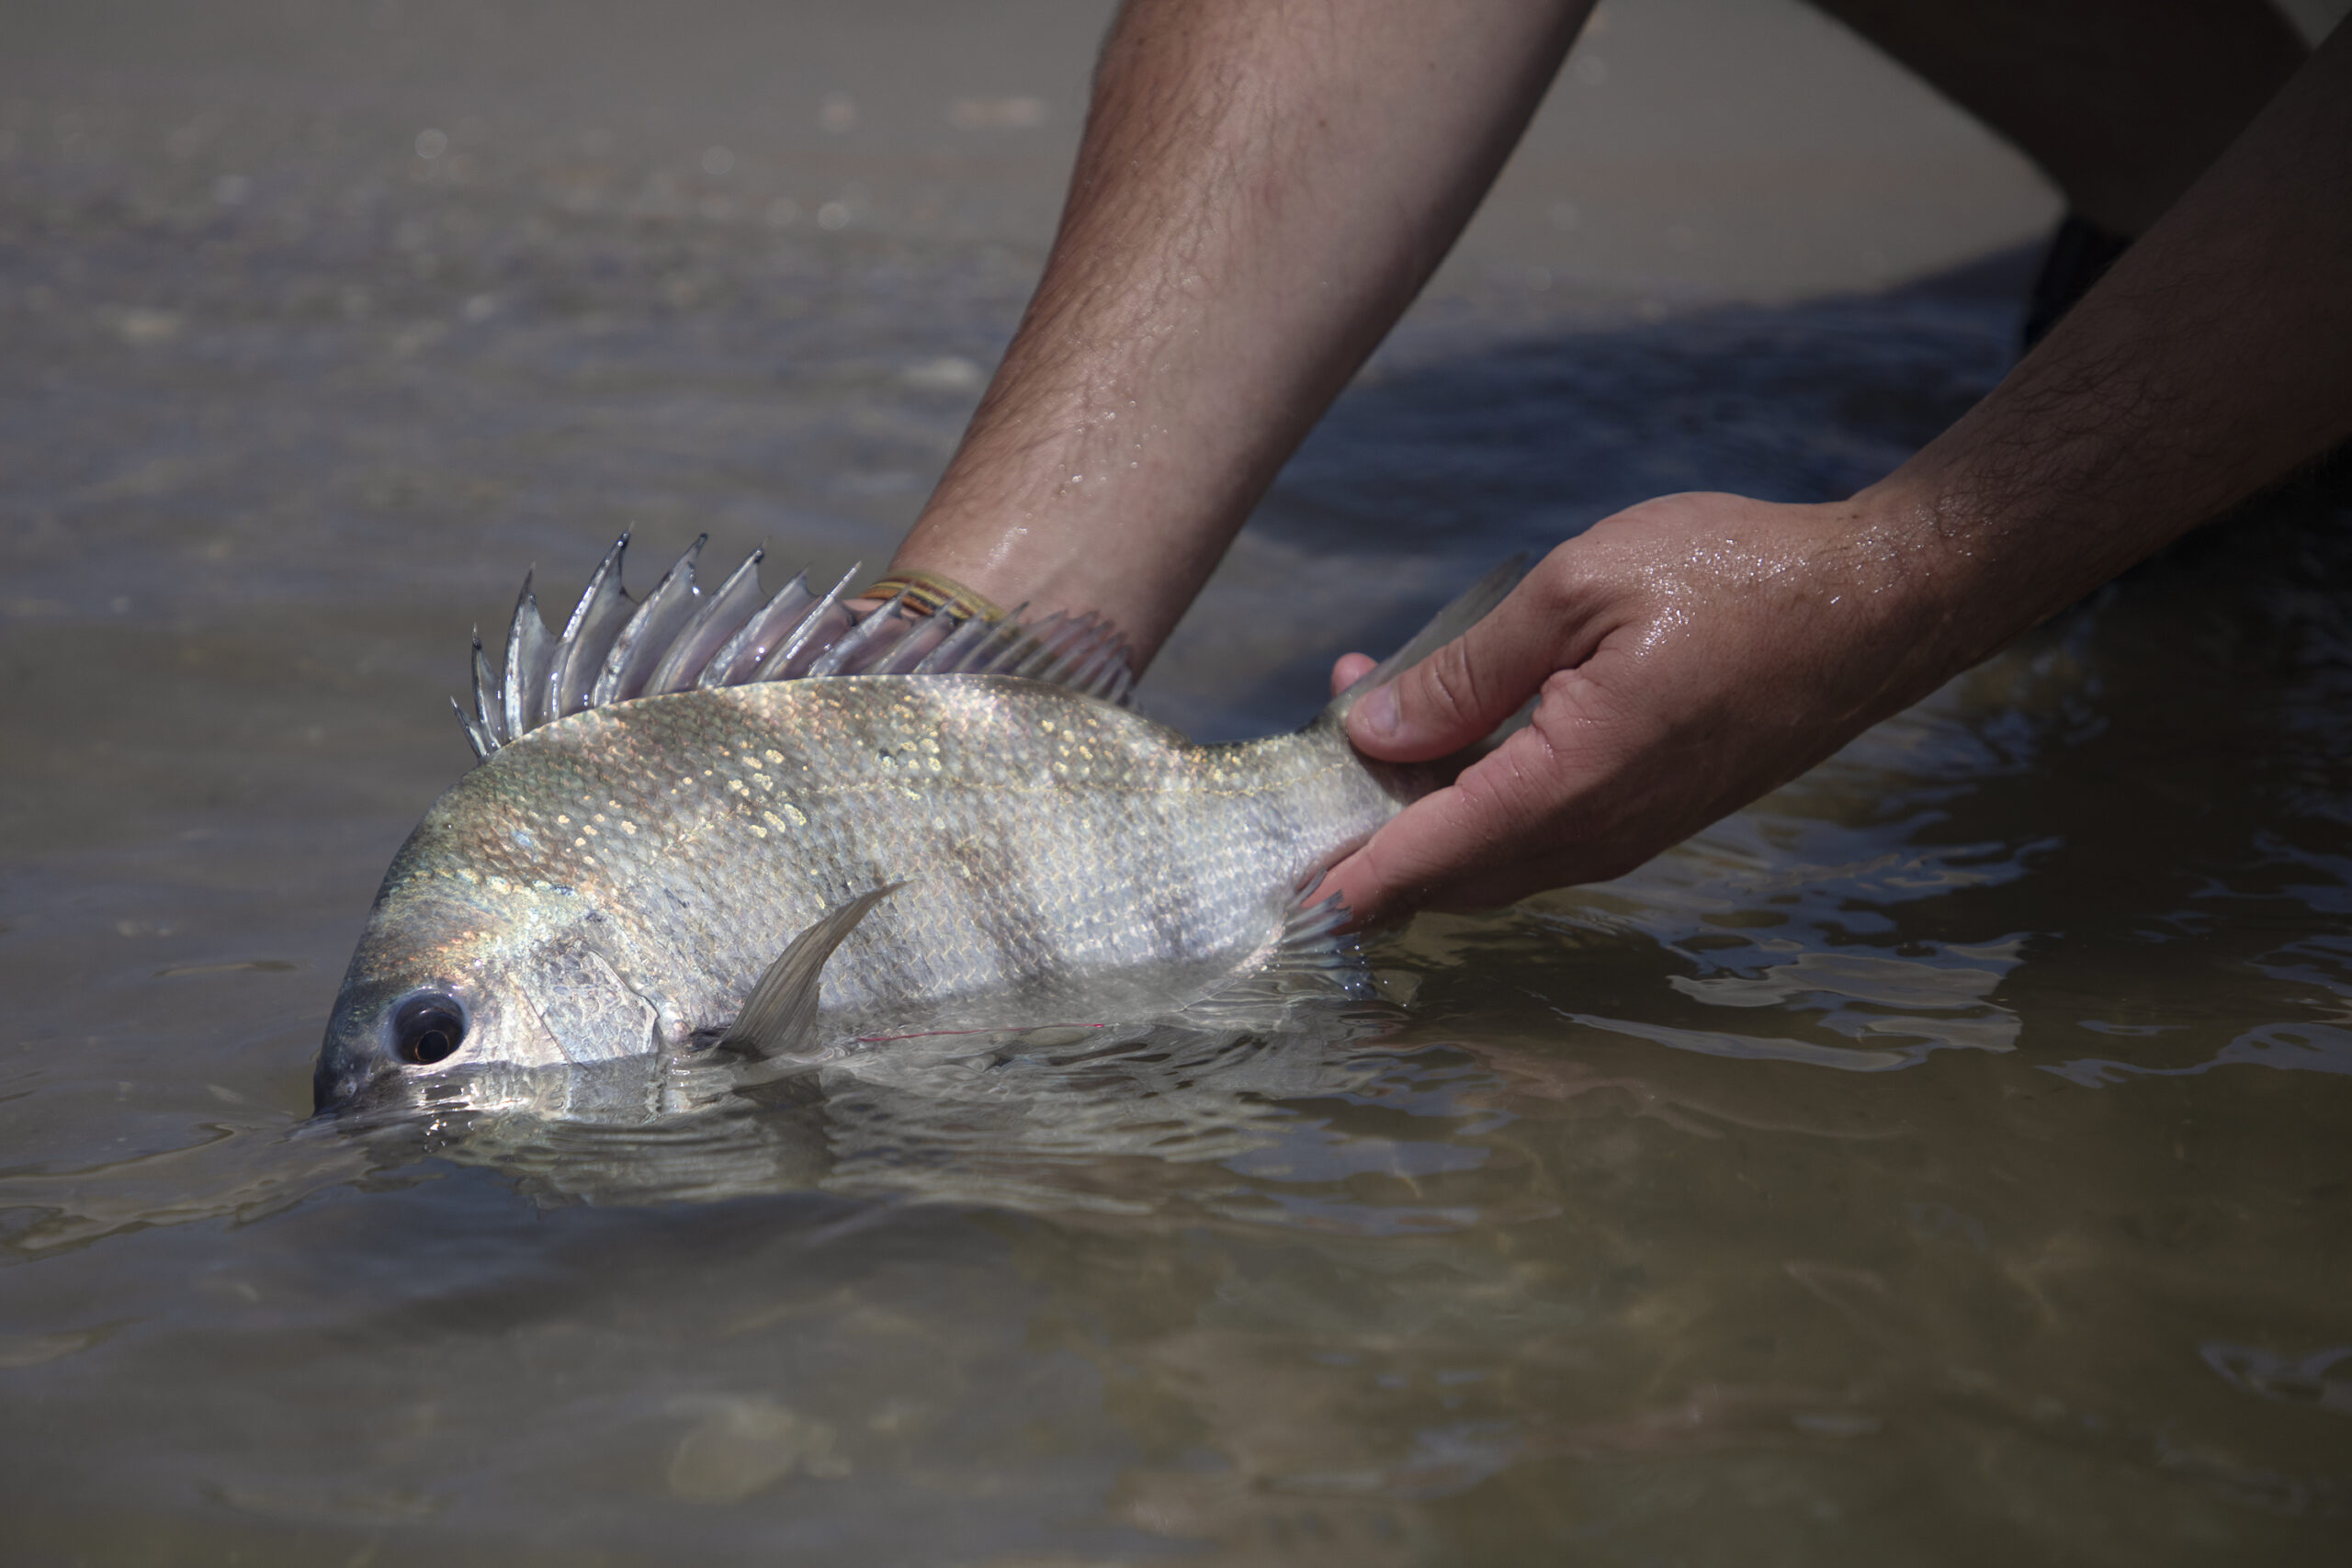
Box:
[889,0,1590,665]
[1317,22,2346,922]
[1859,19,2352,691]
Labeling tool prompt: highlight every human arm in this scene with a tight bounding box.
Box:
[880,0,1592,664]
[1318,18,2352,922]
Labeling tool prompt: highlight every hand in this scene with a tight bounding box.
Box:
[1318,23,2352,923]
[1317,491,1978,923]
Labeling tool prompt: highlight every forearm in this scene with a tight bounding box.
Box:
[1326,23,2351,919]
[1857,18,2352,694]
[889,0,1589,665]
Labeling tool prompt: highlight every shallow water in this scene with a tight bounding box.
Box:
[7,4,2352,1563]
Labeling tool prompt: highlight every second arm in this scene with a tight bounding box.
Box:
[888,0,1592,665]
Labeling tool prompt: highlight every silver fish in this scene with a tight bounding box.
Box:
[313,540,1515,1114]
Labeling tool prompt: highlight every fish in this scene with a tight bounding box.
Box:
[312,536,1518,1115]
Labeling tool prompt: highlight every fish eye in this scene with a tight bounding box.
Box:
[391,993,468,1066]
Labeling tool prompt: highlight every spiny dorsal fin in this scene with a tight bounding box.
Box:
[459,541,1136,761]
[548,532,637,727]
[590,534,706,708]
[719,883,903,1061]
[502,571,556,739]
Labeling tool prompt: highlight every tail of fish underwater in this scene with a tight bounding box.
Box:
[314,540,1521,1115]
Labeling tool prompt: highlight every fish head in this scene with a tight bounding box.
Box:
[313,882,569,1115]
[315,792,674,1114]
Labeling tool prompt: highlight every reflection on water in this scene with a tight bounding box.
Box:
[6,10,2352,1564]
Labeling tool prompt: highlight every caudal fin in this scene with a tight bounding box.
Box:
[1316,558,1526,729]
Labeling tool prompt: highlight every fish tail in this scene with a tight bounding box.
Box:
[1314,558,1526,733]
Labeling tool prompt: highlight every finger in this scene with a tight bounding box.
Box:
[1319,728,1591,922]
[1347,567,1591,763]
[1322,833,1551,928]
[1329,651,1376,698]
[1321,789,1527,927]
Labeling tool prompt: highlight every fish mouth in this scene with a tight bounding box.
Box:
[312,1049,499,1122]
[311,1044,401,1118]
[311,1006,425,1116]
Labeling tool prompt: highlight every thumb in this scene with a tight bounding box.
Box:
[1347,578,1572,762]
[1329,651,1377,698]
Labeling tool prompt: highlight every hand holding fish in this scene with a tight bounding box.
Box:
[1326,20,2352,918]
[1319,491,1964,923]
[1329,35,2352,920]
[865,5,2349,928]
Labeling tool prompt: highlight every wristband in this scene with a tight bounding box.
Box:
[855,569,1007,624]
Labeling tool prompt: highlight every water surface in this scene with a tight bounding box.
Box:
[6,4,2351,1562]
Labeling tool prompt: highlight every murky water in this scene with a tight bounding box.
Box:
[6,4,2351,1562]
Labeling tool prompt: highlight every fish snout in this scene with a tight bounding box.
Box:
[312,1033,398,1115]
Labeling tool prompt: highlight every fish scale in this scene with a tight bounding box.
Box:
[483,677,1388,1022]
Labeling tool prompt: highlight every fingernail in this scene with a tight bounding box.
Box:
[1357,686,1397,739]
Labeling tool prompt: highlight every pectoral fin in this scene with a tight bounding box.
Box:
[718,883,903,1060]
